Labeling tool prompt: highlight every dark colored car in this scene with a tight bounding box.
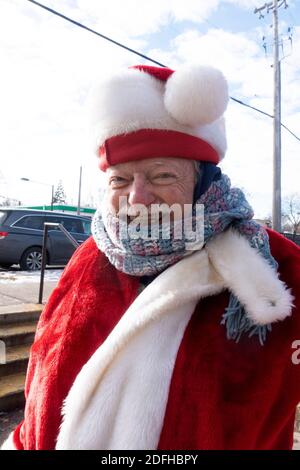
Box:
[0,208,92,270]
[282,232,300,246]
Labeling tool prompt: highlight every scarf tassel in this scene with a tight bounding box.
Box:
[221,294,273,346]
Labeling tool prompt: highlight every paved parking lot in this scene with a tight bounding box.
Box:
[0,266,63,305]
[0,409,24,447]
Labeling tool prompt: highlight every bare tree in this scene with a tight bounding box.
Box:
[282,193,300,240]
[0,196,21,207]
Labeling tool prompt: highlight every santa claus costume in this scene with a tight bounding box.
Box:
[2,64,300,450]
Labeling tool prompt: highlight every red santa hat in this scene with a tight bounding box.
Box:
[89,64,229,171]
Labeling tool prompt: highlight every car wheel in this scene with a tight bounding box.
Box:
[20,247,44,271]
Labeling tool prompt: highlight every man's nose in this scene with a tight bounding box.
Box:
[128,177,156,207]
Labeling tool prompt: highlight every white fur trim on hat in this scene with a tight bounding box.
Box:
[88,65,229,161]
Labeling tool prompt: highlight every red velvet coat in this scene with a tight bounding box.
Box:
[9,229,300,449]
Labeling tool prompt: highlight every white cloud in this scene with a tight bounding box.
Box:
[147,23,300,217]
[0,0,146,206]
[76,0,221,36]
[0,0,299,218]
[226,0,264,8]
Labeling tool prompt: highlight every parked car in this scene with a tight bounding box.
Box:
[282,232,300,246]
[0,208,92,270]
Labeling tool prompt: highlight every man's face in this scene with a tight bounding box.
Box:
[106,157,196,216]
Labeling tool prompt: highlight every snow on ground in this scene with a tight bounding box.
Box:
[0,268,63,283]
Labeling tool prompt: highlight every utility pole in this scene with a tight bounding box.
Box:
[51,184,54,211]
[77,165,82,215]
[254,0,288,232]
[272,0,281,232]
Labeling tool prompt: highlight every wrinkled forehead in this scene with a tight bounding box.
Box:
[106,157,197,175]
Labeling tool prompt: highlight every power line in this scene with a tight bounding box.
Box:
[26,0,166,67]
[231,97,300,142]
[286,3,298,26]
[231,97,274,118]
[25,0,300,143]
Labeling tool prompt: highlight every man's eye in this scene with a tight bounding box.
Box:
[152,173,177,183]
[109,176,128,187]
[155,173,175,178]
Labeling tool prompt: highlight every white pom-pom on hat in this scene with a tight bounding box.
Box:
[164,64,229,127]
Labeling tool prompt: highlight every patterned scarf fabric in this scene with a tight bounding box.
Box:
[92,174,276,344]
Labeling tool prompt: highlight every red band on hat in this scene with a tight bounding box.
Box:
[130,65,174,82]
[98,129,219,171]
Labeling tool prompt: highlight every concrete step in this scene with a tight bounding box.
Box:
[0,304,42,325]
[0,344,31,377]
[0,321,37,347]
[0,372,26,411]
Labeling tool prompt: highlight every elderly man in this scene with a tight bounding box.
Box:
[2,64,300,450]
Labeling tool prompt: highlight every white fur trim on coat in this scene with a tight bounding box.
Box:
[56,229,293,450]
[56,248,224,450]
[206,228,294,325]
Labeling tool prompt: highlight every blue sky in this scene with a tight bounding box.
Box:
[135,1,299,55]
[0,0,299,217]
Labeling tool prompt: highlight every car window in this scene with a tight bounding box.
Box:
[14,215,45,230]
[44,215,64,230]
[0,211,8,225]
[62,218,84,234]
[44,215,86,234]
[82,220,91,235]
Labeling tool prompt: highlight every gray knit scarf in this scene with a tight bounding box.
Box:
[92,174,276,345]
